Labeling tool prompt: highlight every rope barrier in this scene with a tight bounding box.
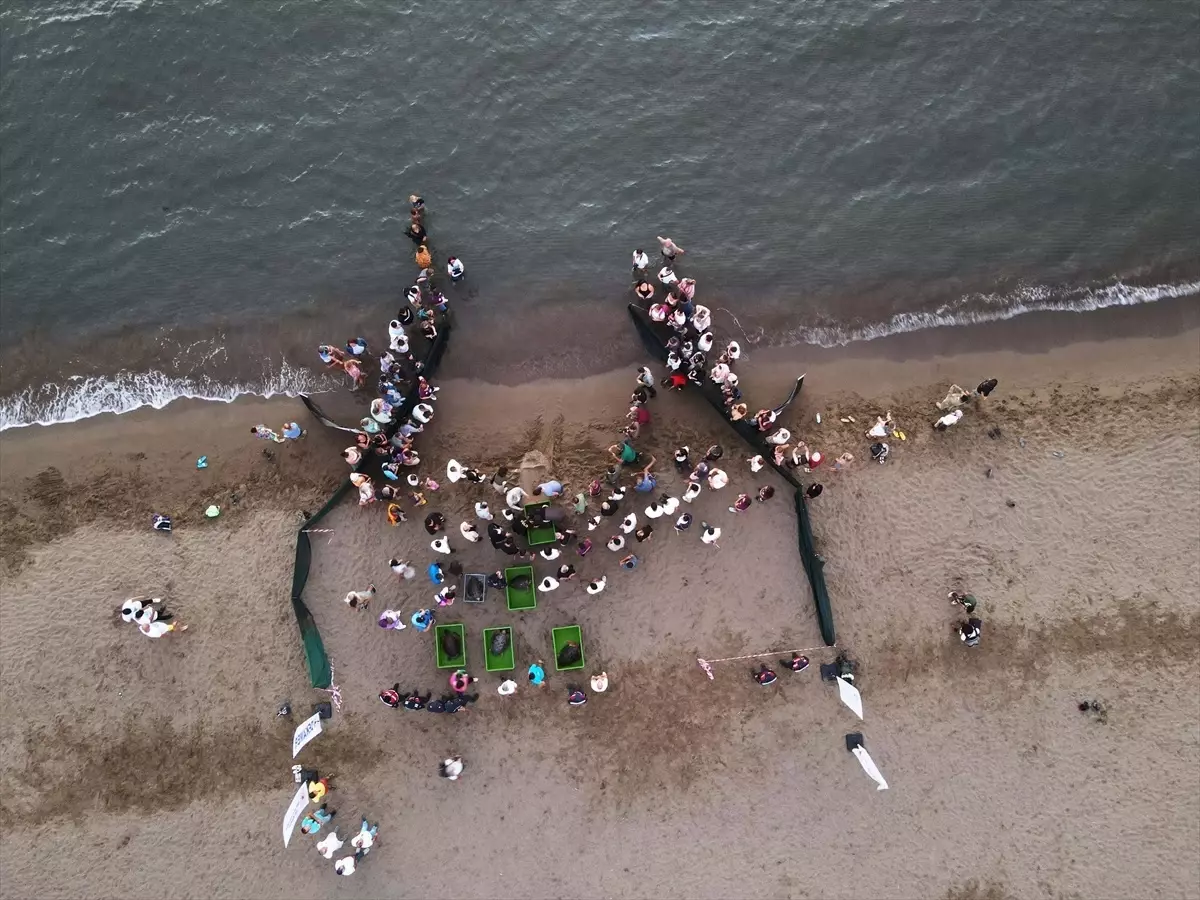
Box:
[697,644,836,681]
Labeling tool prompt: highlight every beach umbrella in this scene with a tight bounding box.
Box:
[836,676,864,720]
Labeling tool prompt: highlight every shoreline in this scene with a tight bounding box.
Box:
[2,288,1197,431]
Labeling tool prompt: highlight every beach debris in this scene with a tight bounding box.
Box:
[196,456,208,469]
[1051,450,1066,458]
[987,426,1003,439]
[205,505,221,518]
[985,467,993,478]
[1006,499,1016,508]
[1018,437,1027,448]
[816,413,822,424]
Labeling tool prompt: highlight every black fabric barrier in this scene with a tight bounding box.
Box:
[289,313,453,687]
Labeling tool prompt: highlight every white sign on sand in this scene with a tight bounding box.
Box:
[836,676,864,720]
[282,783,309,847]
[291,711,322,758]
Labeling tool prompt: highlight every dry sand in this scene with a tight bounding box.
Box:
[1,326,1198,900]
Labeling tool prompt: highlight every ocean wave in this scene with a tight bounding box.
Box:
[0,360,337,431]
[23,0,146,28]
[790,278,1200,348]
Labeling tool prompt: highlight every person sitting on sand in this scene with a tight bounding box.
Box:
[317,344,346,367]
[949,591,978,613]
[781,654,809,672]
[344,585,375,611]
[752,664,777,686]
[754,409,776,432]
[729,493,752,513]
[300,805,335,835]
[937,385,970,411]
[609,439,640,467]
[934,409,964,431]
[867,413,893,439]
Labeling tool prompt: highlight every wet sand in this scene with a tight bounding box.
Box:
[0,326,1198,900]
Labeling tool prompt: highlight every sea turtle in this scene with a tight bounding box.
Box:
[440,630,461,660]
[509,574,532,591]
[557,641,581,667]
[490,629,510,656]
[465,579,484,602]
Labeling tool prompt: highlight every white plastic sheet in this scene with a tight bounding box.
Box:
[836,676,864,720]
[852,745,889,791]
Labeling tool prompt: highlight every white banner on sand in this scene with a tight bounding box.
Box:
[282,783,309,847]
[291,712,322,758]
[836,676,864,720]
[852,746,889,791]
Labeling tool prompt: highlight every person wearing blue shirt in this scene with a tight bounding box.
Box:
[534,480,564,498]
[633,456,658,493]
[527,661,546,686]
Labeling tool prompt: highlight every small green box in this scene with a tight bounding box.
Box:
[483,626,516,672]
[552,625,585,671]
[505,565,536,611]
[434,623,466,669]
[523,501,558,547]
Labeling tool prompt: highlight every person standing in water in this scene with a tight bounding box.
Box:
[657,235,685,262]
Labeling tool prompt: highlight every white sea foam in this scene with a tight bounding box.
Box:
[0,360,337,432]
[788,279,1200,348]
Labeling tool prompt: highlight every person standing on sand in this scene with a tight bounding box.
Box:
[281,421,305,441]
[334,855,357,876]
[974,378,999,398]
[440,757,465,781]
[316,830,344,859]
[958,618,982,647]
[657,235,685,262]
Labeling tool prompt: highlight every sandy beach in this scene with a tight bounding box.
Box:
[1,321,1198,900]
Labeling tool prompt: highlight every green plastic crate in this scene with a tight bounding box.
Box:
[483,626,516,672]
[552,624,585,671]
[523,501,558,547]
[434,623,466,669]
[505,565,536,611]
